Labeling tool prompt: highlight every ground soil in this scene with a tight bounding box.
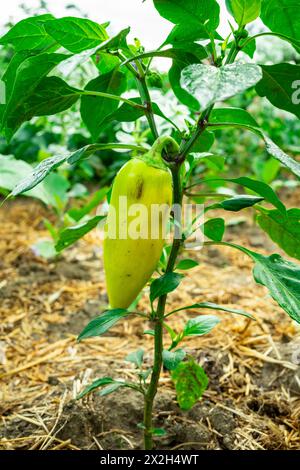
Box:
[0,194,300,450]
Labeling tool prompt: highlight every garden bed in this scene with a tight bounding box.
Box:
[0,197,299,450]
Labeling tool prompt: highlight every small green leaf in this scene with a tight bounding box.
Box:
[150,272,183,303]
[55,215,105,252]
[0,155,52,204]
[77,377,116,399]
[143,329,155,336]
[226,0,261,25]
[11,154,69,197]
[98,383,124,396]
[162,349,186,370]
[230,176,286,214]
[139,368,152,381]
[77,309,129,341]
[190,130,215,152]
[176,259,199,270]
[68,187,109,222]
[181,63,262,111]
[203,218,225,242]
[152,428,167,436]
[125,349,144,368]
[168,301,253,319]
[171,359,208,411]
[45,16,108,53]
[183,315,220,337]
[209,195,264,212]
[96,27,130,52]
[31,239,57,259]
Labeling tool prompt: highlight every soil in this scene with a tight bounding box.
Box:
[0,196,300,450]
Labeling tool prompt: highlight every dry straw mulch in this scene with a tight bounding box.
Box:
[0,198,299,450]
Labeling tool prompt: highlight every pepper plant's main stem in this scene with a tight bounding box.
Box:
[143,164,183,450]
[141,41,242,449]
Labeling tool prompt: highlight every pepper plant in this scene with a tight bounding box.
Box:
[1,0,300,451]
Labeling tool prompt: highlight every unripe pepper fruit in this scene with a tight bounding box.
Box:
[104,137,179,309]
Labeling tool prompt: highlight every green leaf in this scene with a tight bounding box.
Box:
[77,308,129,341]
[55,215,105,252]
[150,272,183,303]
[105,97,175,130]
[0,14,57,52]
[210,107,259,129]
[105,97,144,123]
[80,69,127,140]
[165,23,222,46]
[77,377,116,399]
[225,243,300,324]
[183,315,220,337]
[171,359,208,411]
[241,38,257,58]
[181,63,262,111]
[176,259,199,270]
[209,108,300,179]
[226,0,261,25]
[230,177,286,213]
[11,154,69,197]
[203,217,225,241]
[153,0,220,31]
[257,208,300,260]
[211,195,264,212]
[152,428,167,436]
[162,349,186,370]
[256,64,300,119]
[1,52,33,103]
[260,0,300,41]
[6,76,80,135]
[2,52,70,140]
[31,240,57,259]
[125,349,144,368]
[251,252,300,324]
[190,130,215,152]
[93,51,120,74]
[0,155,51,205]
[168,44,208,110]
[98,383,125,396]
[168,301,253,319]
[68,187,109,222]
[45,16,108,53]
[96,27,130,52]
[143,329,155,336]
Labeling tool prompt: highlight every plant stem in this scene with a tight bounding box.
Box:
[143,163,183,450]
[136,74,159,140]
[81,90,144,109]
